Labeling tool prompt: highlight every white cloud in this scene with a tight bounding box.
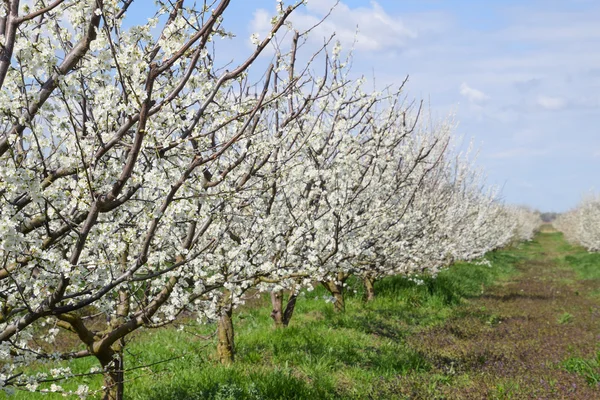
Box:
[251,1,416,52]
[459,83,489,104]
[536,95,567,110]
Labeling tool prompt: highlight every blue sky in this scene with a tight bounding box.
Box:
[129,0,600,212]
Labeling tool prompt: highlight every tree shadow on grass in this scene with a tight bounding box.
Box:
[139,367,338,400]
[478,292,552,302]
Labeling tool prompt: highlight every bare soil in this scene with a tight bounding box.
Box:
[404,233,600,399]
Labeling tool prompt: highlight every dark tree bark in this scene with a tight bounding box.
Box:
[322,277,346,313]
[282,291,298,327]
[98,346,124,400]
[364,275,376,302]
[270,290,284,328]
[270,289,298,327]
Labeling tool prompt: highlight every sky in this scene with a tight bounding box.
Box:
[129,0,600,212]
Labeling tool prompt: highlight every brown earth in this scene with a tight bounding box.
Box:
[400,233,600,399]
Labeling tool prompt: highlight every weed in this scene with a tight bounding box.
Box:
[564,352,600,386]
[557,312,574,324]
[486,314,503,326]
[494,380,521,399]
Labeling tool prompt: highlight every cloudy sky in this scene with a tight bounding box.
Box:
[131,0,600,212]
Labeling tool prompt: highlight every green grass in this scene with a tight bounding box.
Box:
[563,351,600,387]
[557,312,574,325]
[542,230,600,281]
[563,252,600,281]
[493,380,522,400]
[2,245,524,399]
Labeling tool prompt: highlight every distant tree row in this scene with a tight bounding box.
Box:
[554,195,600,251]
[540,212,559,223]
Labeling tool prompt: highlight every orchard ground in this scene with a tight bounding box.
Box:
[4,228,600,399]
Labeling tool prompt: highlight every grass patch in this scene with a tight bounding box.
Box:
[563,351,600,387]
[563,252,600,281]
[557,312,574,324]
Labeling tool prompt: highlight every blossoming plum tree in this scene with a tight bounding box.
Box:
[0,0,313,397]
[555,194,600,251]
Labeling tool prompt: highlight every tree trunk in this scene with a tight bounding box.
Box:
[322,280,345,313]
[364,275,376,302]
[271,290,299,328]
[101,284,128,399]
[270,290,284,328]
[217,305,235,364]
[98,348,124,400]
[282,291,298,327]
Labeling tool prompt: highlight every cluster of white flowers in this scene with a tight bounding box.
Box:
[506,206,543,242]
[0,0,535,396]
[554,194,600,252]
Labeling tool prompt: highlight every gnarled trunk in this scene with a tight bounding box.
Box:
[270,289,299,328]
[97,346,124,400]
[282,291,298,326]
[364,275,376,302]
[322,278,345,313]
[100,286,128,400]
[270,290,284,328]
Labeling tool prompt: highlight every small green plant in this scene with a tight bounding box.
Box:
[494,380,520,399]
[557,312,574,324]
[564,352,600,386]
[214,383,265,400]
[486,314,502,326]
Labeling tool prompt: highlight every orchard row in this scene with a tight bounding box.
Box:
[555,195,600,252]
[0,1,540,398]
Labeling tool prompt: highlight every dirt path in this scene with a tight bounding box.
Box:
[409,233,600,399]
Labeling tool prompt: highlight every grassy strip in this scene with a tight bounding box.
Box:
[2,246,524,399]
[563,251,600,281]
[556,232,600,387]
